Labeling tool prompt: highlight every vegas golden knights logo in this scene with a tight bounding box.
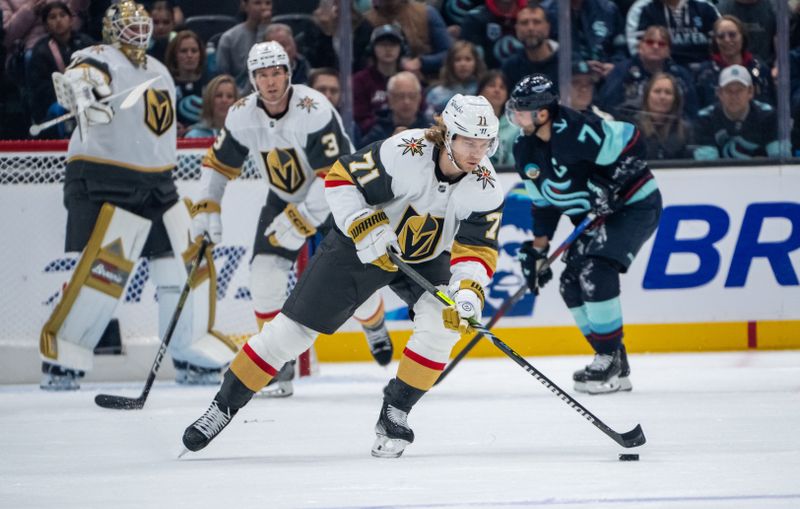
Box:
[143,89,174,135]
[396,206,444,261]
[264,147,306,193]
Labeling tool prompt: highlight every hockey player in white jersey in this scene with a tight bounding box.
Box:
[191,41,394,397]
[39,1,236,390]
[182,94,505,458]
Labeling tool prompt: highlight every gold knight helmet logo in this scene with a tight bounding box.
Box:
[264,147,306,193]
[396,206,444,261]
[143,88,174,135]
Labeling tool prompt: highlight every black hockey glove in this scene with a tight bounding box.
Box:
[587,174,622,217]
[518,241,552,293]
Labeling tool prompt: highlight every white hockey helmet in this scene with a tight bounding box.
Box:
[441,94,500,159]
[102,0,152,67]
[247,41,291,91]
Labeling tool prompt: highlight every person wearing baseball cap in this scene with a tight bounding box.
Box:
[352,24,406,133]
[693,64,779,160]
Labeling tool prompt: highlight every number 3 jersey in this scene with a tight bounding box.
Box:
[202,85,353,222]
[325,129,505,287]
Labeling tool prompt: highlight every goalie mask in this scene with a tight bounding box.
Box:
[441,94,499,169]
[102,0,153,67]
[247,41,292,105]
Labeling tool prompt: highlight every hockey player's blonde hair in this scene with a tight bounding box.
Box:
[424,116,447,148]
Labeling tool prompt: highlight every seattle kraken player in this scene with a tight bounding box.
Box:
[508,74,662,394]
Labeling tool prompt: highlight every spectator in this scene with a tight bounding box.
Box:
[2,0,88,63]
[352,23,404,133]
[541,0,627,76]
[263,23,310,85]
[694,15,773,109]
[141,0,183,25]
[439,0,481,40]
[309,0,372,72]
[460,0,525,70]
[569,60,613,120]
[185,74,238,138]
[363,0,452,82]
[625,0,719,70]
[693,64,778,160]
[165,30,209,135]
[477,69,516,167]
[308,67,341,110]
[597,25,697,121]
[636,72,692,159]
[718,0,775,65]
[216,0,272,93]
[27,1,93,135]
[424,40,486,120]
[360,71,427,147]
[501,3,559,91]
[146,1,175,63]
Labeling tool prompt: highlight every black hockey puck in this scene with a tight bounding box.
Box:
[618,453,639,461]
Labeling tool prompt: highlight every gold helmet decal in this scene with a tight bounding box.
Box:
[396,206,444,261]
[143,89,174,135]
[264,148,306,193]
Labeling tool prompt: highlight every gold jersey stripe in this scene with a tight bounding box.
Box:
[66,155,174,173]
[202,149,241,180]
[451,242,498,275]
[230,349,274,392]
[397,354,441,391]
[324,161,355,185]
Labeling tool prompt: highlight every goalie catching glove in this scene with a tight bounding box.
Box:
[54,66,114,125]
[265,203,318,251]
[442,280,485,334]
[345,208,399,272]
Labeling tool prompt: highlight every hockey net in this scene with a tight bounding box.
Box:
[0,139,306,355]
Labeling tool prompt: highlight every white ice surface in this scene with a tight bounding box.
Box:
[1,351,799,509]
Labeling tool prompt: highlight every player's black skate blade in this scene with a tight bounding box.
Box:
[95,394,145,410]
[364,323,394,367]
[182,399,237,452]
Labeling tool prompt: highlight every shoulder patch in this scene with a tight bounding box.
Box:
[397,136,427,156]
[231,97,249,111]
[296,95,319,113]
[472,165,496,190]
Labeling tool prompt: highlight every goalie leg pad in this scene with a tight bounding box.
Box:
[231,313,318,392]
[40,203,151,371]
[250,253,293,327]
[154,201,236,370]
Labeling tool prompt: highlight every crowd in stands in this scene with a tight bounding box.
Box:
[2,0,800,162]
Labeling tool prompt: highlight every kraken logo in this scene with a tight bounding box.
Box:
[540,178,591,216]
[396,206,444,261]
[264,147,306,193]
[143,89,174,135]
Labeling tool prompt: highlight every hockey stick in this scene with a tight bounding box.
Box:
[29,76,161,136]
[387,251,645,448]
[95,236,210,410]
[435,214,598,386]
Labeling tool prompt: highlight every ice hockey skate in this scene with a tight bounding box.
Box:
[181,399,238,453]
[573,345,631,394]
[173,360,223,386]
[363,320,394,366]
[40,362,84,391]
[257,360,294,398]
[371,401,414,458]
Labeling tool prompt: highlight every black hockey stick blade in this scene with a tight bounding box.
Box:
[617,424,646,448]
[94,393,145,410]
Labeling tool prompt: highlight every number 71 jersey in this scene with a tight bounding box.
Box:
[203,84,354,204]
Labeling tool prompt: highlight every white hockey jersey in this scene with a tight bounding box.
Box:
[203,85,353,223]
[66,45,176,173]
[325,129,505,287]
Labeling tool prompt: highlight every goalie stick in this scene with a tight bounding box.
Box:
[435,213,598,386]
[387,250,646,449]
[95,236,210,410]
[29,76,161,136]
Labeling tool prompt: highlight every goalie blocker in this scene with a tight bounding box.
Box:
[40,202,235,389]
